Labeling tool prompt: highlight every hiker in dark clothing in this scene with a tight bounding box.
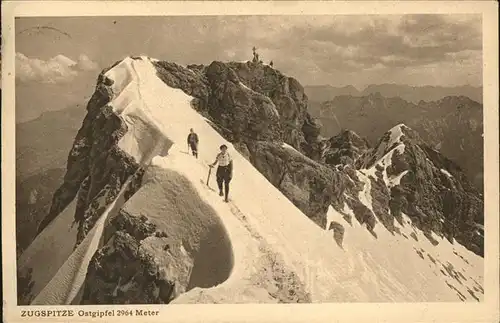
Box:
[187,128,199,158]
[210,144,233,202]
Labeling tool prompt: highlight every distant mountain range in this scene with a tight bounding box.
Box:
[305,84,483,104]
[309,93,483,190]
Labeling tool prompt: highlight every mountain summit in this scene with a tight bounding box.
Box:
[17,56,484,305]
[313,94,483,189]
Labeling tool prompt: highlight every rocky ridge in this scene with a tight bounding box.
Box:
[21,56,484,305]
[313,93,483,189]
[154,59,483,255]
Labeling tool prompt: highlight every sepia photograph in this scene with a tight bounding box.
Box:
[2,1,499,322]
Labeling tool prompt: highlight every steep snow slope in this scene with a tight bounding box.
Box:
[23,57,483,304]
[31,171,138,305]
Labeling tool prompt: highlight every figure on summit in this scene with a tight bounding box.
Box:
[210,144,233,202]
[187,128,199,158]
[252,46,260,63]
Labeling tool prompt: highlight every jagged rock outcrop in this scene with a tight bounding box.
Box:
[205,62,282,142]
[226,61,310,148]
[356,124,483,255]
[329,221,345,248]
[81,165,235,304]
[81,209,188,304]
[244,141,347,228]
[154,60,321,159]
[37,68,142,247]
[321,129,371,166]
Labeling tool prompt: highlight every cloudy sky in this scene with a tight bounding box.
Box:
[15,14,482,122]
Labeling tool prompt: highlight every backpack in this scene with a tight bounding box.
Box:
[188,133,198,143]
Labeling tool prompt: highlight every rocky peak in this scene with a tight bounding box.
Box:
[204,61,282,142]
[434,95,482,108]
[321,129,370,166]
[153,58,321,159]
[354,123,483,255]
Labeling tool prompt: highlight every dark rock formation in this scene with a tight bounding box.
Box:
[328,221,345,248]
[322,129,371,166]
[205,61,281,142]
[356,125,483,255]
[154,60,321,159]
[81,168,234,304]
[244,141,347,229]
[37,69,140,249]
[81,214,180,304]
[17,267,35,305]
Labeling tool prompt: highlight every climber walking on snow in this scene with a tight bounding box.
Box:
[187,128,199,158]
[210,144,233,202]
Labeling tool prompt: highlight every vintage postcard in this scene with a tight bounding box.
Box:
[2,1,499,322]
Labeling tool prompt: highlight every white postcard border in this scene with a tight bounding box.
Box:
[2,1,498,322]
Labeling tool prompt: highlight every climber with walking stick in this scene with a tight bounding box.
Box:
[209,144,233,202]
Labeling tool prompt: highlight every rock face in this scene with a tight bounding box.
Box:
[321,129,371,166]
[205,62,282,142]
[81,215,180,304]
[37,68,142,247]
[329,221,345,248]
[245,141,347,229]
[355,124,484,255]
[154,60,320,159]
[24,56,484,305]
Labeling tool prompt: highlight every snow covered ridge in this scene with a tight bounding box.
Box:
[354,121,483,252]
[19,56,483,305]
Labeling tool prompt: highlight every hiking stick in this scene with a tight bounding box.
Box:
[206,166,212,186]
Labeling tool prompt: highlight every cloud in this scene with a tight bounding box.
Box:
[225,14,482,87]
[151,14,479,86]
[277,14,481,71]
[75,54,99,71]
[16,53,99,83]
[14,15,482,88]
